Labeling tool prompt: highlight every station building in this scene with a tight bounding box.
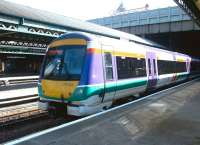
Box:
[0,0,199,77]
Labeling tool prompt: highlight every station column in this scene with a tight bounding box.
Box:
[0,59,5,74]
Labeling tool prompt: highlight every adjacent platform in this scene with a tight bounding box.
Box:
[0,76,38,86]
[6,79,200,145]
[0,88,37,100]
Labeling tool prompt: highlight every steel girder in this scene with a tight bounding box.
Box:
[0,21,65,37]
[174,0,200,26]
[0,40,46,55]
[0,45,45,55]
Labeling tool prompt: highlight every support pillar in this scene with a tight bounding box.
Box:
[0,60,5,73]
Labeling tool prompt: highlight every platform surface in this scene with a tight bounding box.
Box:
[0,76,38,81]
[6,80,200,145]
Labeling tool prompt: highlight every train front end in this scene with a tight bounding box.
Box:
[38,33,89,116]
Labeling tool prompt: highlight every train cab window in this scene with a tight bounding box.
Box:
[104,52,113,80]
[43,45,86,80]
[116,56,146,79]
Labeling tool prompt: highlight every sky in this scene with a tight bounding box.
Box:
[6,0,177,20]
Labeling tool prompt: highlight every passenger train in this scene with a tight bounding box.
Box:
[38,32,200,116]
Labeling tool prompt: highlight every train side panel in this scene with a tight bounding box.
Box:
[113,42,148,100]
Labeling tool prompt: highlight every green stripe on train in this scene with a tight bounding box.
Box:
[39,78,147,102]
[39,74,189,102]
[176,73,188,80]
[69,78,147,101]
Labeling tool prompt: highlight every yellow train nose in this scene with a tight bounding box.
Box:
[41,80,79,99]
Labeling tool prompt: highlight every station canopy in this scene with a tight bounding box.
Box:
[174,0,200,26]
[0,0,166,53]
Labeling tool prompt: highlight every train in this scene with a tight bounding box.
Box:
[38,32,200,116]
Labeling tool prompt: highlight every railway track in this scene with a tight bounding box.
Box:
[0,102,46,127]
[0,102,48,143]
[0,94,38,108]
[0,102,78,143]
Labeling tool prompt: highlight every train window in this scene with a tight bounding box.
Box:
[153,59,156,75]
[104,53,112,66]
[191,61,200,73]
[116,56,146,79]
[105,67,113,80]
[0,59,2,73]
[136,58,146,77]
[157,60,175,75]
[148,59,151,75]
[175,62,186,73]
[104,52,113,80]
[190,61,195,72]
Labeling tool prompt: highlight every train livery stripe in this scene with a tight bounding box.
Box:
[49,39,87,48]
[87,48,145,58]
[176,72,188,80]
[176,58,186,62]
[39,73,189,102]
[39,78,147,102]
[88,48,188,62]
[114,51,145,58]
[71,78,147,101]
[87,48,101,54]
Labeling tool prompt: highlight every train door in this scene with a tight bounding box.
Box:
[186,58,190,73]
[101,45,116,103]
[146,52,158,89]
[186,58,191,79]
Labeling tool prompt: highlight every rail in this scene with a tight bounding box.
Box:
[0,102,75,143]
[0,102,46,127]
[0,94,38,108]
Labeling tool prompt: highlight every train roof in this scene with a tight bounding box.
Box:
[0,0,165,49]
[53,32,191,60]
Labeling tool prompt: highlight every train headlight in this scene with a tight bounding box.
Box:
[73,88,84,97]
[77,88,83,96]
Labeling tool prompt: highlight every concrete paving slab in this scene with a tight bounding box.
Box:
[6,80,200,145]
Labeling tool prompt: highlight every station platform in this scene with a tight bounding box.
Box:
[0,76,38,90]
[0,75,38,80]
[0,76,38,85]
[6,79,200,145]
[0,74,38,78]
